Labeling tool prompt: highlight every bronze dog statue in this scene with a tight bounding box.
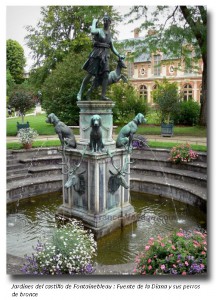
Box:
[116,113,146,149]
[89,114,104,153]
[46,113,76,148]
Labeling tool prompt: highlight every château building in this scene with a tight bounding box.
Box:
[124,29,203,105]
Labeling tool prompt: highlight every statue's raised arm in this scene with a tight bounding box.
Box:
[90,19,100,35]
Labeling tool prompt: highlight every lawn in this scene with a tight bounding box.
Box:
[7,114,207,137]
[6,139,207,152]
[115,124,207,137]
[6,114,79,136]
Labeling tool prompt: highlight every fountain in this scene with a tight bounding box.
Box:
[56,101,140,238]
[54,14,145,238]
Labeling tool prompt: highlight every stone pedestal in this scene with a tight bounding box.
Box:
[76,101,116,150]
[57,100,137,239]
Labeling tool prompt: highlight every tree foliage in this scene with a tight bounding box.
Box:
[41,49,90,125]
[8,83,36,123]
[108,81,148,124]
[6,39,26,84]
[173,100,200,126]
[25,6,122,68]
[124,6,207,126]
[6,69,15,98]
[152,78,180,124]
[24,5,126,125]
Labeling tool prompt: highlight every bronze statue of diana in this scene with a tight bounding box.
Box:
[77,14,125,101]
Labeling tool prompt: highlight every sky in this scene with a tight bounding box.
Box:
[6,5,145,71]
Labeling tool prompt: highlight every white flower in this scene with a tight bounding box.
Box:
[17,127,38,144]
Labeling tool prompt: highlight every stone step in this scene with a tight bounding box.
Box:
[7,163,29,172]
[28,165,62,176]
[7,173,33,182]
[7,158,19,166]
[130,154,207,174]
[19,155,62,167]
[131,148,207,163]
[7,168,30,177]
[7,174,62,203]
[130,165,207,187]
[130,175,207,212]
[9,147,60,160]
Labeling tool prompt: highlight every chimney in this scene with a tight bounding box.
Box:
[134,28,140,38]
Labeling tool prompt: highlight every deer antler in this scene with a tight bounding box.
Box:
[107,149,131,175]
[61,146,87,175]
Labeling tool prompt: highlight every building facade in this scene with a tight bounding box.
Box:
[125,30,203,105]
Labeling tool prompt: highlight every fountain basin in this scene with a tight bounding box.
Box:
[7,191,206,265]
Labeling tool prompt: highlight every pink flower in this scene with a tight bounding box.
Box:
[148,265,152,270]
[176,232,184,237]
[135,257,140,263]
[148,258,152,264]
[173,264,177,268]
[160,243,165,247]
[185,261,189,266]
[182,271,187,275]
[145,245,150,251]
[160,264,166,270]
[171,245,176,250]
[201,251,206,255]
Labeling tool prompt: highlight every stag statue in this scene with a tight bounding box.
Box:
[62,147,86,195]
[86,58,127,100]
[107,150,131,194]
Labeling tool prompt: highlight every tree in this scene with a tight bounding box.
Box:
[41,49,90,125]
[125,6,207,126]
[8,83,35,123]
[25,6,121,68]
[152,78,180,124]
[6,69,15,98]
[108,81,148,124]
[26,6,122,96]
[6,39,26,84]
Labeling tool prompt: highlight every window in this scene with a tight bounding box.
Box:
[153,55,161,76]
[183,84,193,101]
[140,85,147,100]
[140,68,145,75]
[169,65,174,74]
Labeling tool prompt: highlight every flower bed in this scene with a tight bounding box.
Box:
[21,218,97,275]
[168,143,198,164]
[134,228,207,275]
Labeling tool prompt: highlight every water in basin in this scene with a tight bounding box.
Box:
[7,191,206,265]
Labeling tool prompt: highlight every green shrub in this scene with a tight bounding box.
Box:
[174,100,200,126]
[109,81,148,124]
